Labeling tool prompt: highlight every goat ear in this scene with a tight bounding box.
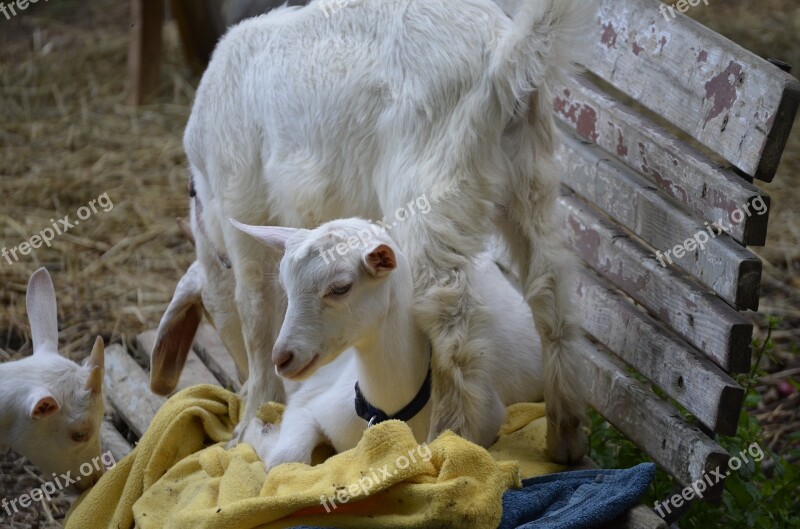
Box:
[150,262,205,396]
[85,366,103,396]
[229,219,296,251]
[363,244,397,277]
[29,389,61,420]
[26,268,59,356]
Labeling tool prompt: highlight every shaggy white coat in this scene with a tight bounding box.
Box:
[152,0,593,462]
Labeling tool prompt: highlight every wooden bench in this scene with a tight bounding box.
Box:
[553,0,800,525]
[105,0,799,527]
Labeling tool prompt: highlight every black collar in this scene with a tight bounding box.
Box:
[354,367,432,426]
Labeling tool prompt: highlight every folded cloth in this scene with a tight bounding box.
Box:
[69,385,572,529]
[67,385,648,529]
[285,465,656,529]
[498,463,656,529]
[66,384,243,529]
[282,463,655,529]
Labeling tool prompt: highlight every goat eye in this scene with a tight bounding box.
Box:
[326,283,352,297]
[71,431,89,443]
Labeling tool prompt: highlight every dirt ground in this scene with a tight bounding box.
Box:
[0,1,798,528]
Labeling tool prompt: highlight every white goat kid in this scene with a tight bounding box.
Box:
[151,0,592,463]
[232,219,545,468]
[0,268,106,491]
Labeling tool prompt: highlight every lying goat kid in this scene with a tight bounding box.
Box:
[0,268,106,491]
[232,219,545,469]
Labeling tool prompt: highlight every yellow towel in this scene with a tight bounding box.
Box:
[66,385,563,529]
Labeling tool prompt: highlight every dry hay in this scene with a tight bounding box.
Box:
[0,1,799,528]
[0,2,196,359]
[1,1,196,527]
[0,454,71,528]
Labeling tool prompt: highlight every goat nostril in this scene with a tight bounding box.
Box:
[275,351,294,370]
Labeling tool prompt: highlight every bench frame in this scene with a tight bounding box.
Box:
[552,0,799,525]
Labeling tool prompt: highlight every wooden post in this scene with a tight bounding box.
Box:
[126,0,165,106]
[171,0,225,74]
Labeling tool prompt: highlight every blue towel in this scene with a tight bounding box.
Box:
[290,463,655,529]
[498,463,656,529]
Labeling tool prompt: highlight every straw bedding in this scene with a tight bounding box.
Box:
[0,1,798,527]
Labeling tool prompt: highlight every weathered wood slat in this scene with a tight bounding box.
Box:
[579,336,729,499]
[192,324,242,392]
[100,419,133,463]
[589,0,800,181]
[557,192,752,373]
[493,229,743,431]
[104,344,165,438]
[576,268,744,435]
[171,0,225,73]
[134,330,221,391]
[554,74,771,246]
[558,131,762,310]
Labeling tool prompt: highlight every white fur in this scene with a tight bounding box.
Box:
[154,0,593,463]
[0,268,105,491]
[233,218,543,469]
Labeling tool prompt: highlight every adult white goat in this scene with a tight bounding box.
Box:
[231,218,546,467]
[0,268,106,491]
[151,0,592,463]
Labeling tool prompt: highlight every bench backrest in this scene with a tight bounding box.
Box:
[556,0,800,501]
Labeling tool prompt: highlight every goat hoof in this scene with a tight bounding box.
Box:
[546,420,588,465]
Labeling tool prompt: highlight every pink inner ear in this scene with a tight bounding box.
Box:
[32,396,60,419]
[367,245,397,272]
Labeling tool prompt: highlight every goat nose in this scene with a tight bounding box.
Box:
[273,350,294,371]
